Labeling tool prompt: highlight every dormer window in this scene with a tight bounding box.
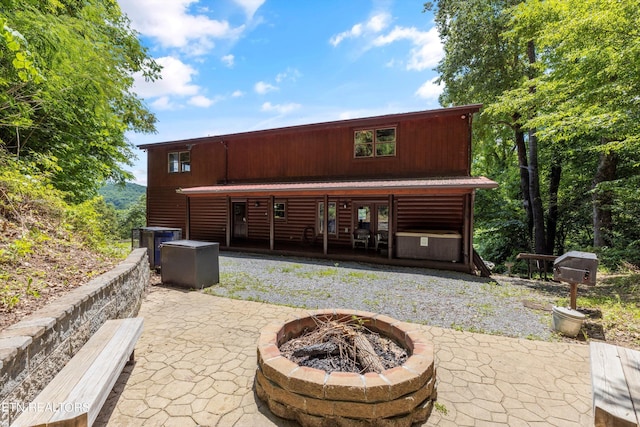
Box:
[168,151,190,173]
[354,127,396,158]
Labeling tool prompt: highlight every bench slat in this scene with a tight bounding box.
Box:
[12,318,143,427]
[51,320,143,425]
[619,347,640,426]
[590,342,639,427]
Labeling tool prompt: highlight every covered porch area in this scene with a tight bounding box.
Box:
[179,177,497,274]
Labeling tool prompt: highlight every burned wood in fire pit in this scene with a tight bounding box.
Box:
[279,315,408,374]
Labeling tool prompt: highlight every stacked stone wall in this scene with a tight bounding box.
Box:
[0,248,149,427]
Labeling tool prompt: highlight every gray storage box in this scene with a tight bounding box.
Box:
[139,227,182,268]
[395,230,462,262]
[160,240,219,289]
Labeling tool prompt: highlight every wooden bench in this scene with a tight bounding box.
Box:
[12,317,144,427]
[516,253,558,279]
[590,341,640,427]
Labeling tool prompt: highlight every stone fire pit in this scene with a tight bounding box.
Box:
[255,309,437,426]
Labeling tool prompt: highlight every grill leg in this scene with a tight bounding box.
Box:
[569,283,578,310]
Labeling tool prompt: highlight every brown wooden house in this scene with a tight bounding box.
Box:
[139,104,497,273]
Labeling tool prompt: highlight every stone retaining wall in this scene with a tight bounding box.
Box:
[0,248,149,427]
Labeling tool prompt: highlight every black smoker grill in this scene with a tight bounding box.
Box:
[553,251,598,309]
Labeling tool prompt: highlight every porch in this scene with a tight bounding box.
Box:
[216,238,474,273]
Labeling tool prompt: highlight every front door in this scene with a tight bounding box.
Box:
[232,202,247,239]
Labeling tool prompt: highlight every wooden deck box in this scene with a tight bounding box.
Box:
[395,230,462,262]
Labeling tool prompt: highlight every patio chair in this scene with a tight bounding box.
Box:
[375,230,389,251]
[352,228,371,250]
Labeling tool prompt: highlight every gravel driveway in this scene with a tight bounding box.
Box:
[204,252,557,340]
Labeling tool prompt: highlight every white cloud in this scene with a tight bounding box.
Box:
[415,77,443,100]
[221,54,235,67]
[372,26,443,71]
[134,56,200,99]
[366,13,389,32]
[189,95,215,107]
[150,96,177,110]
[330,24,362,47]
[329,13,390,46]
[275,67,301,83]
[233,0,265,19]
[254,81,278,94]
[118,0,243,55]
[231,90,245,97]
[261,102,301,114]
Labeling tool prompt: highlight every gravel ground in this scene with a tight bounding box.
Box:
[201,252,559,340]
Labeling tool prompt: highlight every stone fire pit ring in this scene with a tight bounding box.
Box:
[256,309,437,427]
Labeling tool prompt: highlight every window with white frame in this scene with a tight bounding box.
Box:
[274,202,286,219]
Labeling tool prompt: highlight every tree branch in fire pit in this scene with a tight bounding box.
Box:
[279,315,407,374]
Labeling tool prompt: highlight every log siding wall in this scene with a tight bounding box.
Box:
[141,105,488,273]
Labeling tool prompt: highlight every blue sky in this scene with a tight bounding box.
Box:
[116,0,444,185]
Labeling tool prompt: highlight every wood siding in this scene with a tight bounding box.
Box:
[395,195,465,232]
[184,195,466,248]
[147,187,187,233]
[141,106,485,273]
[189,197,227,242]
[144,107,477,190]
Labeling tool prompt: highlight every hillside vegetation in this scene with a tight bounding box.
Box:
[99,182,146,210]
[0,156,128,330]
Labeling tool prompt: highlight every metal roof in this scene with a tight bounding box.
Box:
[177,176,498,197]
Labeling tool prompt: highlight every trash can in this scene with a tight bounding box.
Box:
[160,240,219,289]
[138,227,182,269]
[551,306,585,337]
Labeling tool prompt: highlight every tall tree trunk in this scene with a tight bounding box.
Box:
[592,150,617,248]
[528,130,546,254]
[546,159,562,255]
[526,40,546,254]
[514,120,533,249]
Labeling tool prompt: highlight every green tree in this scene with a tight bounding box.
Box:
[428,0,640,267]
[0,0,160,202]
[117,194,146,239]
[425,0,546,257]
[495,0,640,265]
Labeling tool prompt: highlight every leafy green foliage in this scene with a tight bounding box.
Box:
[99,182,146,210]
[0,0,160,202]
[0,152,124,254]
[0,153,127,319]
[116,194,146,239]
[98,182,146,239]
[430,0,640,269]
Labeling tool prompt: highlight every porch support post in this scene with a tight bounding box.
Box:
[185,196,191,240]
[469,191,476,272]
[463,192,473,272]
[388,194,394,259]
[269,195,275,251]
[323,194,328,255]
[226,197,231,247]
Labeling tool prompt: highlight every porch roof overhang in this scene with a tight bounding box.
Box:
[176,176,498,198]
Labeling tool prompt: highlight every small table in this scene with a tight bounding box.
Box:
[516,253,558,280]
